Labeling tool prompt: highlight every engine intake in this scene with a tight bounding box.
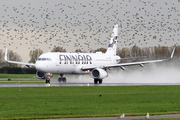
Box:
[36,71,45,79]
[91,68,108,79]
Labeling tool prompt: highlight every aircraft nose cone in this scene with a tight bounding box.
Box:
[35,61,45,72]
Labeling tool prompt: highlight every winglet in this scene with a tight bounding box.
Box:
[170,47,175,59]
[5,49,8,61]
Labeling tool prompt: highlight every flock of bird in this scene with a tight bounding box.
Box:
[0,0,179,61]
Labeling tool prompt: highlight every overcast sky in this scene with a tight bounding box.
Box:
[0,0,180,62]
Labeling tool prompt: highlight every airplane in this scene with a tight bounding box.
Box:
[5,25,175,85]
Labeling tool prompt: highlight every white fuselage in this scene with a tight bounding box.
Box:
[35,52,120,74]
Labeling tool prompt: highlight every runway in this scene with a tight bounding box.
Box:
[45,114,180,120]
[1,82,180,87]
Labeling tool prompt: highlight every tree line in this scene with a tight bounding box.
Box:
[0,67,36,74]
[0,45,180,68]
[117,45,180,61]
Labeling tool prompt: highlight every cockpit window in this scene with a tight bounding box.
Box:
[37,58,52,61]
[42,58,46,61]
[47,58,52,61]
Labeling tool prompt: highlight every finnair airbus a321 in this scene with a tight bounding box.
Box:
[5,25,175,85]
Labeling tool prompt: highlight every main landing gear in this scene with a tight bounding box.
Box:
[45,73,102,85]
[58,74,67,83]
[94,79,103,84]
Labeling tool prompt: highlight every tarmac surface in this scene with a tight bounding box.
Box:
[42,114,180,120]
[1,82,180,87]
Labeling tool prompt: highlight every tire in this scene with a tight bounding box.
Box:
[58,78,62,82]
[62,77,67,83]
[46,80,50,84]
[94,79,98,84]
[99,79,102,84]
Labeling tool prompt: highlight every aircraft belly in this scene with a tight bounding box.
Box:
[58,64,75,74]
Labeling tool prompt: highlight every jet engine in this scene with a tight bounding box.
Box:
[36,71,45,79]
[91,68,108,79]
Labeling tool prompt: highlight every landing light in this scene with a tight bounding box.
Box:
[84,70,90,73]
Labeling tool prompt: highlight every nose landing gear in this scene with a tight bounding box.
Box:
[45,73,52,86]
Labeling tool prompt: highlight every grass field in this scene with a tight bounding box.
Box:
[0,74,44,84]
[0,74,37,79]
[0,86,180,119]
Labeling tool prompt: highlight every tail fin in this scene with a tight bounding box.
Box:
[105,24,118,56]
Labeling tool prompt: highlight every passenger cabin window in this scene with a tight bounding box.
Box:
[59,60,92,64]
[37,58,52,61]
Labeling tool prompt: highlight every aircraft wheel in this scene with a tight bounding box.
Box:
[46,76,50,84]
[94,79,98,84]
[58,77,62,82]
[62,77,67,83]
[99,79,102,84]
[46,79,50,84]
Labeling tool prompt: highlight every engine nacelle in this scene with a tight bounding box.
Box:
[36,71,45,79]
[91,68,108,79]
[36,71,53,79]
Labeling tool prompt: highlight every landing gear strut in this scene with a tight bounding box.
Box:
[94,79,103,84]
[58,74,67,83]
[45,73,51,86]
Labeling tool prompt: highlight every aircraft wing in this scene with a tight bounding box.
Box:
[120,56,146,60]
[104,59,167,68]
[5,49,36,67]
[82,47,175,71]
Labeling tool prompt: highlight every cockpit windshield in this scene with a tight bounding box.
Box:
[37,58,52,61]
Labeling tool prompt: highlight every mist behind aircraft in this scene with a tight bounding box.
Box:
[51,59,180,84]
